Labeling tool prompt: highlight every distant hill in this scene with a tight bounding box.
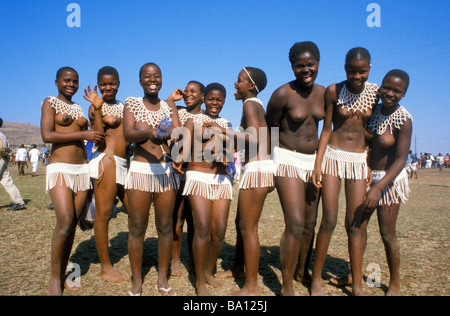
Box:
[1,122,46,148]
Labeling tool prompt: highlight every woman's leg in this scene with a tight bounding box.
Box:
[311,174,341,296]
[275,176,306,296]
[189,195,213,296]
[171,183,186,276]
[232,187,269,296]
[127,189,151,295]
[344,179,370,296]
[153,189,176,295]
[206,199,231,287]
[377,203,401,296]
[296,182,320,284]
[48,183,87,295]
[93,156,129,282]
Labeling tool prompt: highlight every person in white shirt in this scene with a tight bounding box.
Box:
[0,118,26,210]
[16,144,28,175]
[29,144,40,176]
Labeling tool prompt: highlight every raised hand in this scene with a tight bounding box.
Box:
[167,88,185,102]
[83,85,104,110]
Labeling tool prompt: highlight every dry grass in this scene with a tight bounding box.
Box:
[0,163,449,296]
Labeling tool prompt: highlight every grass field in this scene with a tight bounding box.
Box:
[0,162,448,296]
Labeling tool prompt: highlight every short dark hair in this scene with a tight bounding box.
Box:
[345,47,371,65]
[243,67,267,93]
[56,67,78,80]
[289,41,320,64]
[139,62,161,79]
[383,69,410,92]
[98,66,119,82]
[0,118,3,128]
[187,80,205,94]
[205,82,226,99]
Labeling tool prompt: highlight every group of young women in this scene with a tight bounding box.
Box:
[40,41,413,296]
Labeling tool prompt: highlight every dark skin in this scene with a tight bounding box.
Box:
[181,89,231,296]
[123,64,181,296]
[311,58,374,296]
[213,69,273,296]
[168,82,204,276]
[266,52,325,296]
[41,69,104,295]
[363,76,412,296]
[84,73,130,283]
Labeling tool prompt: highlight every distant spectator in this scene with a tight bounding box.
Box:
[445,153,450,169]
[436,153,444,172]
[29,144,40,177]
[16,144,28,175]
[0,118,26,211]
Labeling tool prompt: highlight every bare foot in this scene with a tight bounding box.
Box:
[386,285,401,296]
[206,274,222,288]
[214,268,245,279]
[329,274,353,287]
[48,278,62,296]
[196,283,211,296]
[231,287,261,296]
[171,259,182,276]
[295,271,312,285]
[310,279,325,296]
[99,268,130,283]
[281,284,296,296]
[64,279,81,292]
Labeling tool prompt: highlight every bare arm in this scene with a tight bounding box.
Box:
[362,117,412,209]
[40,97,104,144]
[85,85,106,146]
[266,87,286,129]
[312,84,336,188]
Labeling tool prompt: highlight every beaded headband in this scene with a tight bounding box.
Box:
[243,67,259,93]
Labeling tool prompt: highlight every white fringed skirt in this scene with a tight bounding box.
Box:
[182,171,232,200]
[322,145,368,180]
[89,151,128,185]
[273,146,316,183]
[239,160,276,190]
[46,163,91,193]
[370,169,410,206]
[124,160,179,193]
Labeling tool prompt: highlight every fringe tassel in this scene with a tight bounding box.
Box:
[276,164,313,183]
[239,171,275,190]
[125,171,179,193]
[183,180,232,200]
[373,169,410,206]
[46,172,91,193]
[321,145,368,180]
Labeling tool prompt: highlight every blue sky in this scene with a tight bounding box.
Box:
[0,0,449,154]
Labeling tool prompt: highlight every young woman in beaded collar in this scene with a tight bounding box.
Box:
[41,67,105,295]
[213,66,275,296]
[83,66,130,283]
[123,62,181,296]
[363,70,412,295]
[311,47,378,296]
[266,42,326,296]
[180,82,233,296]
[166,81,205,277]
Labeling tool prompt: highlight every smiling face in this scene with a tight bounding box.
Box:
[55,70,79,99]
[139,64,162,96]
[234,69,254,100]
[291,51,319,88]
[184,82,204,110]
[204,89,225,117]
[344,59,371,92]
[379,76,407,108]
[98,74,119,103]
